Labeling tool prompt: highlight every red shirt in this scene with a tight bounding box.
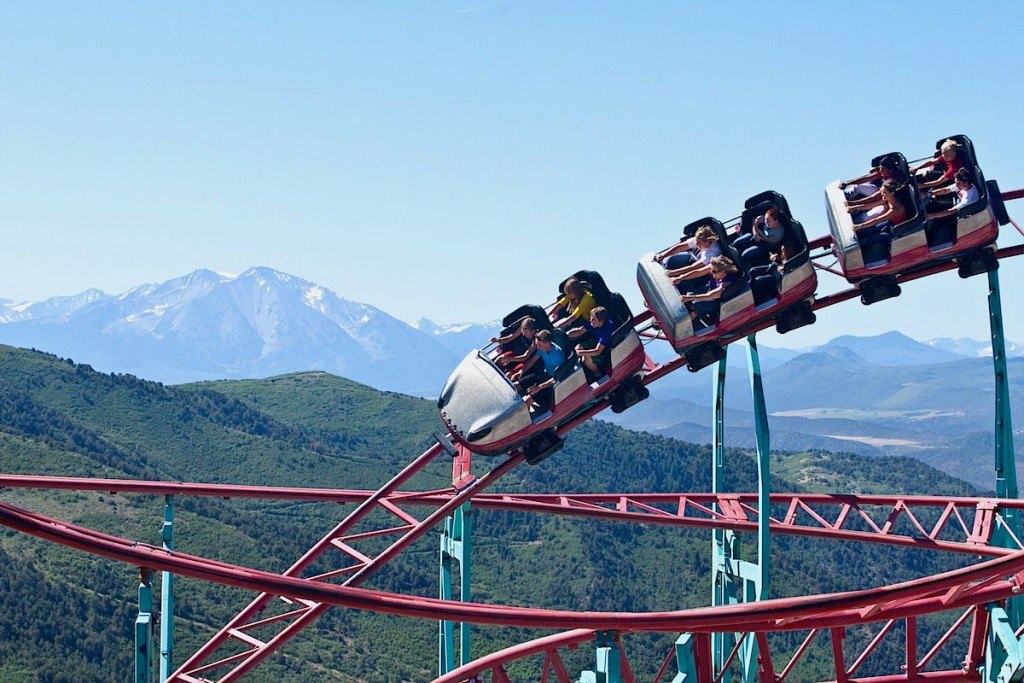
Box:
[940,153,965,181]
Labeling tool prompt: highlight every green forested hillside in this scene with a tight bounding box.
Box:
[0,345,986,682]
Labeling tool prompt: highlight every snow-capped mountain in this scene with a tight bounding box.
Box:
[925,337,1024,359]
[0,268,460,395]
[0,289,107,323]
[412,318,501,359]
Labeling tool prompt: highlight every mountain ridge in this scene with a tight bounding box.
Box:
[0,267,460,395]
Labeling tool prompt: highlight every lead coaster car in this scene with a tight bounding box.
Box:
[437,271,647,461]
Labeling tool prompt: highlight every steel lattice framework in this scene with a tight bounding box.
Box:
[0,193,1023,682]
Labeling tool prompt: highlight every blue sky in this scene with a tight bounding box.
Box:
[2,2,1022,346]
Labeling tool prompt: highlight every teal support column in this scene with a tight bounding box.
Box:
[438,546,454,674]
[671,633,699,683]
[989,269,1019,503]
[739,335,771,680]
[438,502,472,676]
[984,604,1024,683]
[705,338,772,682]
[159,495,174,682]
[580,631,624,683]
[746,335,771,600]
[986,269,1024,636]
[710,348,737,673]
[135,567,154,683]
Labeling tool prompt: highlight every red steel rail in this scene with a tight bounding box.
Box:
[434,607,988,683]
[2,474,1022,557]
[3,495,1024,634]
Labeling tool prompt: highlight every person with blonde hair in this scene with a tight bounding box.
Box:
[912,139,965,191]
[655,225,723,293]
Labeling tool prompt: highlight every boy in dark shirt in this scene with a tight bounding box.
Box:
[575,306,616,381]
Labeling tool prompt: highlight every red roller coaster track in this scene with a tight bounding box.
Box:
[1,199,1023,682]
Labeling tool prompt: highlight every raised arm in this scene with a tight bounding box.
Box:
[491,327,521,346]
[845,188,884,207]
[670,263,713,283]
[839,168,881,188]
[503,342,537,366]
[910,155,939,174]
[654,237,694,264]
[917,174,953,191]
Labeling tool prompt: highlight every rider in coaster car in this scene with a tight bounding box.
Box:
[679,256,740,329]
[491,317,537,375]
[847,179,909,259]
[656,226,723,294]
[925,168,978,216]
[733,207,788,267]
[912,139,965,192]
[515,329,568,412]
[573,306,616,382]
[552,277,597,331]
[842,155,908,206]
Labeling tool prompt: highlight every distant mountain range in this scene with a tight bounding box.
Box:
[1,268,1021,452]
[0,268,467,395]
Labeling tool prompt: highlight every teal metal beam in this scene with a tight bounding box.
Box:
[986,268,1024,683]
[746,335,771,602]
[580,631,624,683]
[159,495,174,682]
[438,502,472,676]
[710,349,737,672]
[135,567,154,683]
[438,550,454,673]
[989,269,1018,500]
[984,604,1024,683]
[705,338,772,682]
[989,268,1019,502]
[671,633,699,683]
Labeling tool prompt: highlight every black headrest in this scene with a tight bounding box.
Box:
[894,184,920,220]
[557,270,612,307]
[786,219,810,248]
[869,151,903,169]
[681,217,725,240]
[501,304,552,331]
[606,293,634,328]
[743,190,790,216]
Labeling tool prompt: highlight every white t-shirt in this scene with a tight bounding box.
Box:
[952,184,979,211]
[679,237,723,264]
[699,242,722,265]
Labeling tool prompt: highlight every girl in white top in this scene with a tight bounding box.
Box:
[654,226,723,290]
